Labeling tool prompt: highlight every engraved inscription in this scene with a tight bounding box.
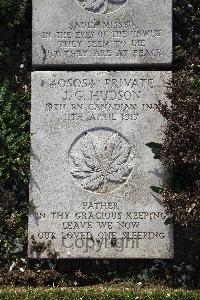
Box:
[69,128,135,194]
[76,0,128,14]
[43,75,167,123]
[33,206,169,254]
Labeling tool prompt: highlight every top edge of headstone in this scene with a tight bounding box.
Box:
[32,0,172,67]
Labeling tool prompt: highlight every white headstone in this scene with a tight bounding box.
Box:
[29,71,173,259]
[32,0,172,66]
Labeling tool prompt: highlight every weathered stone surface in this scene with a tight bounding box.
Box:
[29,71,173,259]
[32,0,172,66]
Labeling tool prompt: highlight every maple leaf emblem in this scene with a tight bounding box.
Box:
[77,0,127,14]
[70,129,135,194]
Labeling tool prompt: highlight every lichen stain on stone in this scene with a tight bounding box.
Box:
[41,45,47,64]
